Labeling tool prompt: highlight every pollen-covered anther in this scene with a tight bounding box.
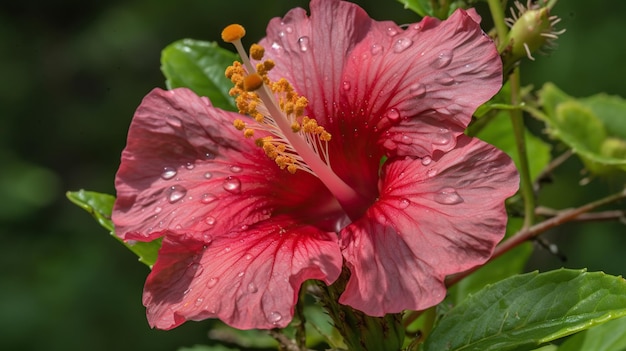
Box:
[233,119,246,131]
[221,24,246,43]
[243,73,264,91]
[250,44,265,60]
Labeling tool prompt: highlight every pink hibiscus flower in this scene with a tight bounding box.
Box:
[112,0,519,330]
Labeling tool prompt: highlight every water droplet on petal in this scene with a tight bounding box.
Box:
[237,271,245,277]
[205,216,216,226]
[195,297,204,306]
[166,185,187,203]
[410,83,427,98]
[207,277,219,288]
[222,176,241,194]
[421,156,432,166]
[385,108,400,121]
[371,44,383,55]
[187,263,204,277]
[436,72,456,86]
[297,36,309,52]
[161,167,177,180]
[224,246,231,253]
[271,41,282,50]
[427,169,437,177]
[166,115,182,128]
[202,233,213,245]
[431,50,453,69]
[203,172,212,179]
[267,311,283,324]
[398,198,410,209]
[285,25,293,34]
[386,27,398,36]
[393,37,413,53]
[433,131,453,146]
[185,162,195,170]
[342,81,351,91]
[244,253,252,260]
[230,165,242,173]
[247,282,258,293]
[154,206,162,213]
[200,193,217,204]
[434,187,464,205]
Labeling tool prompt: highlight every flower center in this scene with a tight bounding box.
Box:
[222,24,366,219]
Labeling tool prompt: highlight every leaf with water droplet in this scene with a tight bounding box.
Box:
[66,190,161,267]
[161,39,238,111]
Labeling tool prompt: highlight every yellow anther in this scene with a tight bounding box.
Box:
[221,24,246,43]
[291,122,301,132]
[243,73,264,91]
[321,131,332,141]
[250,44,265,60]
[233,119,246,130]
[243,128,255,138]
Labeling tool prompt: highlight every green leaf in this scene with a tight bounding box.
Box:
[558,316,626,351]
[476,111,551,181]
[537,83,626,174]
[161,39,237,111]
[66,190,161,267]
[425,269,626,351]
[396,0,462,18]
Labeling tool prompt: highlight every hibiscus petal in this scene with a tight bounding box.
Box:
[258,0,501,193]
[112,88,281,241]
[142,215,342,330]
[343,9,502,157]
[339,135,519,315]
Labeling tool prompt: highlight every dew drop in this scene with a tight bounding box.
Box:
[222,176,242,194]
[237,271,245,277]
[436,72,456,86]
[244,253,253,260]
[166,115,182,128]
[434,187,464,205]
[421,156,432,166]
[166,185,187,203]
[185,162,195,170]
[247,282,258,293]
[187,263,204,277]
[230,165,242,173]
[224,246,231,253]
[431,50,454,69]
[342,81,351,91]
[271,41,282,51]
[154,206,162,214]
[195,297,204,306]
[297,36,310,52]
[202,233,213,244]
[161,167,177,180]
[433,131,453,146]
[203,172,212,179]
[385,108,400,121]
[205,216,216,226]
[371,44,383,55]
[207,277,219,288]
[427,169,437,177]
[409,83,427,98]
[393,37,413,53]
[398,198,411,209]
[386,27,398,36]
[267,311,283,324]
[200,193,217,204]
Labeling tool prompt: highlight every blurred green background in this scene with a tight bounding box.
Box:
[1,1,624,350]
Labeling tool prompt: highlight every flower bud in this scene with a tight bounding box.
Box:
[502,1,565,71]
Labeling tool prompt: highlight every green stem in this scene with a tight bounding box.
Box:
[487,0,509,51]
[316,271,404,351]
[509,67,535,229]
